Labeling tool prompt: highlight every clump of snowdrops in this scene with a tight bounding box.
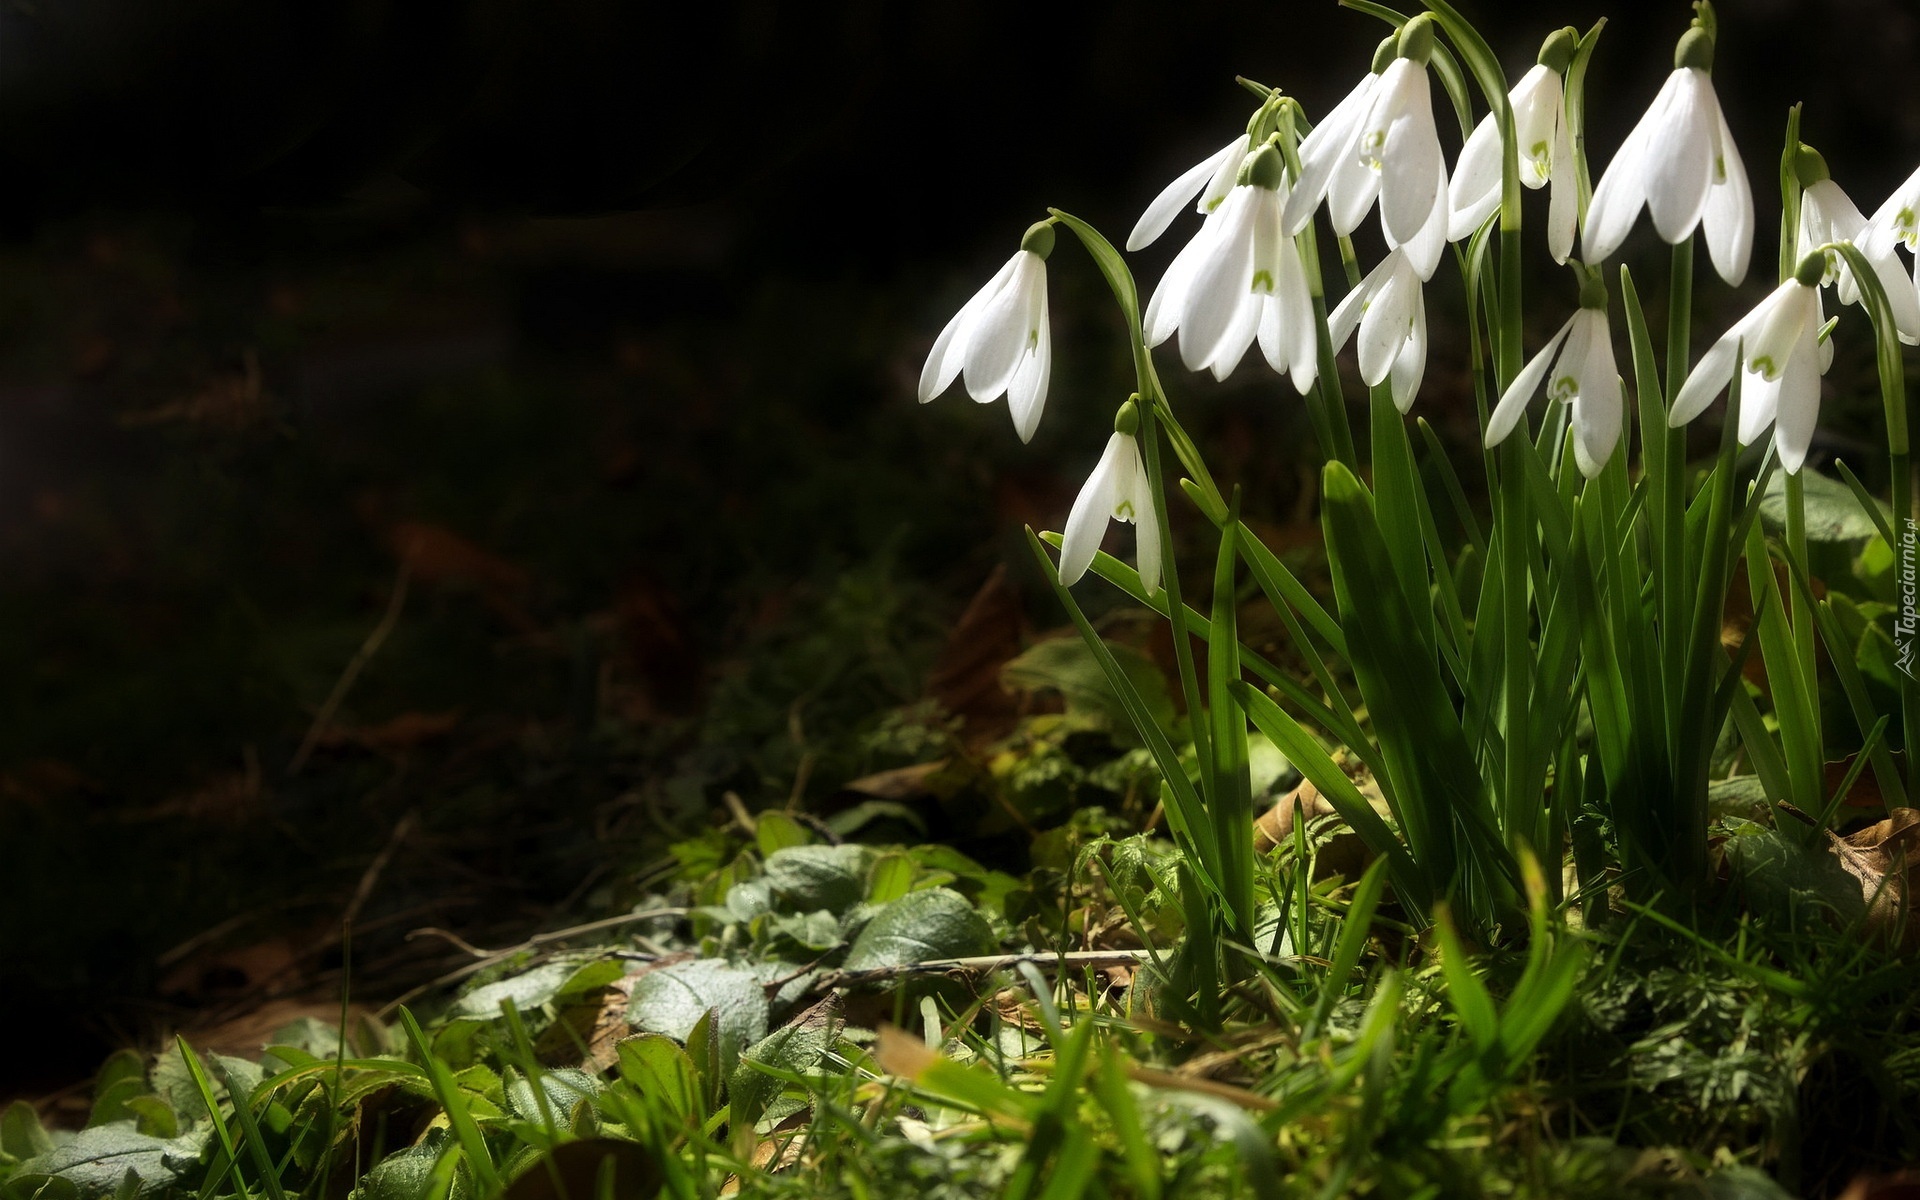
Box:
[918,0,1920,957]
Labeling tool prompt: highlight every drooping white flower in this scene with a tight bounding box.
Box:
[919,222,1055,442]
[1669,256,1829,472]
[1484,299,1622,477]
[1327,247,1428,412]
[1581,27,1751,285]
[1284,17,1448,248]
[1860,161,1920,262]
[1126,133,1252,252]
[1448,32,1578,261]
[1143,144,1319,392]
[1058,426,1162,594]
[1796,150,1920,343]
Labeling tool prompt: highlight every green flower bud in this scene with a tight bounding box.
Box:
[1578,266,1610,312]
[1239,143,1287,191]
[1794,252,1827,289]
[1537,27,1579,73]
[1674,26,1714,72]
[1114,398,1141,436]
[1370,32,1399,74]
[1398,14,1436,65]
[1793,144,1830,187]
[1020,220,1056,259]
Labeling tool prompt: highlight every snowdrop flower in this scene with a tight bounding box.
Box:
[1144,144,1319,391]
[1816,150,1920,342]
[1448,29,1579,261]
[1861,161,1920,265]
[1327,247,1428,412]
[1582,25,1751,286]
[919,221,1055,442]
[1484,273,1622,476]
[1669,255,1829,472]
[1127,132,1252,251]
[1058,404,1161,593]
[1285,17,1448,249]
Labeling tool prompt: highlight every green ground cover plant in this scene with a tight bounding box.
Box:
[13,0,1920,1196]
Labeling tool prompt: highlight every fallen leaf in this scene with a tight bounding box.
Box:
[924,566,1027,747]
[841,762,946,801]
[1828,807,1920,947]
[1253,778,1382,881]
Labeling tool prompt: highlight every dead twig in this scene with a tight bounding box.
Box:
[288,559,412,776]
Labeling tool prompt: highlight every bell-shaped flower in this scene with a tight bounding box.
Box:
[1484,285,1622,477]
[919,222,1055,442]
[1860,160,1920,265]
[1327,247,1428,412]
[1127,133,1252,252]
[1582,27,1751,285]
[1285,17,1448,247]
[1796,147,1920,343]
[1449,30,1579,261]
[1058,418,1162,594]
[1144,144,1319,392]
[1669,255,1829,472]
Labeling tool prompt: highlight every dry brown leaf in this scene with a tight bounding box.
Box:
[1253,778,1382,881]
[842,761,947,801]
[924,566,1028,747]
[1828,807,1920,947]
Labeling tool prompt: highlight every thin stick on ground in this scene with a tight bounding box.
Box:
[288,558,413,776]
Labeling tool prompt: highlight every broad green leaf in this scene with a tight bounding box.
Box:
[866,853,915,904]
[1000,637,1175,740]
[453,959,623,1020]
[502,1069,598,1125]
[842,888,993,972]
[626,960,770,1063]
[613,1035,701,1126]
[762,844,874,913]
[2,1100,55,1162]
[728,1003,840,1135]
[753,810,810,856]
[345,1129,449,1200]
[13,1123,200,1199]
[1759,468,1885,542]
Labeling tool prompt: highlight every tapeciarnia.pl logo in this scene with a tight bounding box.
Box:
[1899,518,1919,681]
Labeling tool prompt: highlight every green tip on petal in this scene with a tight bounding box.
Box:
[1537,27,1579,72]
[1397,14,1436,64]
[1370,32,1399,74]
[1674,26,1713,71]
[1113,398,1141,436]
[1241,143,1287,191]
[1793,144,1830,187]
[1794,252,1827,288]
[1020,220,1056,259]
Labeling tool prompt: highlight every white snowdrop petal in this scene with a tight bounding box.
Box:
[1286,75,1378,235]
[1669,331,1744,425]
[1199,134,1254,214]
[1329,151,1383,237]
[1058,435,1129,586]
[1862,163,1920,258]
[1374,60,1445,245]
[1511,66,1562,190]
[1358,256,1417,387]
[1584,119,1651,264]
[1178,191,1262,370]
[1644,70,1716,244]
[1143,224,1214,347]
[1131,455,1164,595]
[1547,115,1577,264]
[1744,284,1814,381]
[1571,311,1623,476]
[1772,321,1823,473]
[1327,283,1367,353]
[1128,138,1243,252]
[1485,318,1575,447]
[1278,236,1320,393]
[1701,94,1753,285]
[1448,114,1503,241]
[1207,289,1262,381]
[1389,285,1427,412]
[1006,289,1051,443]
[919,256,1019,401]
[963,253,1045,401]
[1393,157,1450,281]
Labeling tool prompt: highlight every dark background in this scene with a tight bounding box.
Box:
[3,0,1915,1103]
